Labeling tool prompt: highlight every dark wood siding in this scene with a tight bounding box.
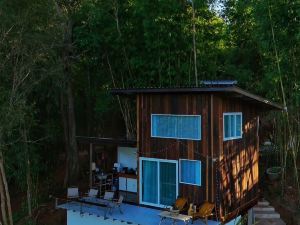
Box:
[137,93,260,222]
[137,93,211,205]
[217,96,259,221]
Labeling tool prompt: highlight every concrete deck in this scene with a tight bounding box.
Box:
[58,201,224,225]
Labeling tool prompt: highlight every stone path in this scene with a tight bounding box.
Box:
[253,200,286,225]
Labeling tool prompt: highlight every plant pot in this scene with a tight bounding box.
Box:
[266,166,282,181]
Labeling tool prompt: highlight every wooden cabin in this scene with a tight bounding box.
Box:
[111,82,282,223]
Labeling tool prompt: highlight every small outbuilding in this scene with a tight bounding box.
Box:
[111,81,282,223]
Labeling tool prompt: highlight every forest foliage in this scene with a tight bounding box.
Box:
[0,0,299,224]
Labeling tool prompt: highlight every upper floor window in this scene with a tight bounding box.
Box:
[151,114,201,140]
[223,112,242,141]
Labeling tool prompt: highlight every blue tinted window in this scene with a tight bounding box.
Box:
[151,115,201,140]
[180,160,201,186]
[223,113,242,140]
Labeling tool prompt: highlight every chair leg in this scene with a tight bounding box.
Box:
[104,209,108,218]
[119,205,123,214]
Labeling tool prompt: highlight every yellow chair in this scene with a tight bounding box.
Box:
[192,201,215,225]
[173,197,188,212]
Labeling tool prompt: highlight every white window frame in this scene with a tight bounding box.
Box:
[139,157,178,208]
[223,112,243,141]
[151,114,202,141]
[179,159,201,186]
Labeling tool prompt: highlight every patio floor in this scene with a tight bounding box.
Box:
[57,201,223,225]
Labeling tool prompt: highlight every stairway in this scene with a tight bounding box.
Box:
[252,200,286,225]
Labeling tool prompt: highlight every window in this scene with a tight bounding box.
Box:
[151,114,201,140]
[179,159,201,186]
[223,112,242,140]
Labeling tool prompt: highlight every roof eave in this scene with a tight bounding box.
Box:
[231,87,283,110]
[110,87,284,110]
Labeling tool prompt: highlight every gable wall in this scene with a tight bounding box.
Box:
[216,95,260,221]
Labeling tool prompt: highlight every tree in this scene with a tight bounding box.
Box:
[53,0,81,186]
[0,0,63,223]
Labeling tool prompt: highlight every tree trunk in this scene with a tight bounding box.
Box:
[191,1,198,86]
[61,92,70,188]
[0,151,12,225]
[23,129,32,217]
[86,68,92,136]
[66,81,78,185]
[60,16,79,186]
[0,167,8,225]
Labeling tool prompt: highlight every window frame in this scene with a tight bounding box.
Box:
[179,159,201,186]
[151,114,202,141]
[223,112,243,141]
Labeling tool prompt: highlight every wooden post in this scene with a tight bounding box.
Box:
[136,94,140,204]
[206,156,209,201]
[55,198,58,209]
[89,143,93,188]
[210,94,214,202]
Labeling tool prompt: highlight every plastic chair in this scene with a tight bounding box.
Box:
[67,187,79,199]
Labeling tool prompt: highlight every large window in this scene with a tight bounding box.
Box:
[179,159,201,186]
[223,112,242,140]
[151,114,201,140]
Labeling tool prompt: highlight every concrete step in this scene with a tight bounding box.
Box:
[255,218,286,225]
[255,211,280,219]
[257,201,270,207]
[253,205,275,212]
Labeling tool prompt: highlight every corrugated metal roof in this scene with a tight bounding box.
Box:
[110,85,283,110]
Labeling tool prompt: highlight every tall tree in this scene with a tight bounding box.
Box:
[54,0,79,186]
[0,0,63,223]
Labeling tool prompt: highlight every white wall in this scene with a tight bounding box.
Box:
[117,147,137,170]
[225,215,241,225]
[67,210,138,225]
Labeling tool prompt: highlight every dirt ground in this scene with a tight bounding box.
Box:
[264,180,300,225]
[36,206,66,225]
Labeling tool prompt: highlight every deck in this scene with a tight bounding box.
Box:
[57,201,226,225]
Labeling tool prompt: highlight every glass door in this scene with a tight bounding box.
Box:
[160,162,177,206]
[141,160,158,204]
[140,157,178,207]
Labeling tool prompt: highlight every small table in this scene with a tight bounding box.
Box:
[159,211,192,225]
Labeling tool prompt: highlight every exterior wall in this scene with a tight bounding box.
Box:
[216,96,259,221]
[136,93,260,223]
[137,93,211,205]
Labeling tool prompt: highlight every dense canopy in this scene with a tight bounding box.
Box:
[0,0,299,224]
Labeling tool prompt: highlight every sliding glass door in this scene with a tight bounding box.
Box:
[141,160,158,204]
[140,157,178,207]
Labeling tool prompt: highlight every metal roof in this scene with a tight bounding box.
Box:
[201,80,238,86]
[76,136,137,147]
[110,86,283,110]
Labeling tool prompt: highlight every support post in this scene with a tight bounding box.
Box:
[55,198,58,209]
[89,143,93,188]
[248,208,253,225]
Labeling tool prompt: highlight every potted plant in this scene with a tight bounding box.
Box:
[266,166,282,181]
